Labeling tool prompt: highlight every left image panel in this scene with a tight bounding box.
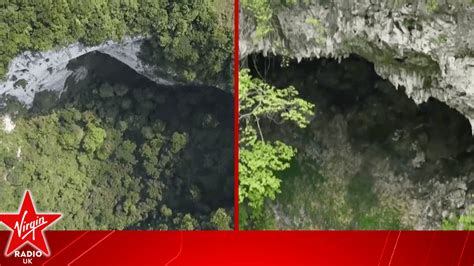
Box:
[0,0,234,230]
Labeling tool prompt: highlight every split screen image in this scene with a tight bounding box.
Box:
[0,1,473,231]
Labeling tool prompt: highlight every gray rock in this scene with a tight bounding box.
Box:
[0,37,175,106]
[240,1,474,133]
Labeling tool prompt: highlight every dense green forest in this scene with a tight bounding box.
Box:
[0,0,234,230]
[0,52,234,230]
[0,0,233,84]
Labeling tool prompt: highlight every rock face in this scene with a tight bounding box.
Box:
[240,1,474,133]
[258,56,474,230]
[2,115,15,133]
[0,37,174,106]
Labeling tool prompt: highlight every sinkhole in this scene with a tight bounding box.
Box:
[245,53,474,230]
[1,51,233,230]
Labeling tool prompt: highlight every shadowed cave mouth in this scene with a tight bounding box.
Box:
[246,53,474,184]
[30,51,234,227]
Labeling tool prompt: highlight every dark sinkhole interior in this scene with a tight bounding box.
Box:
[26,51,234,229]
[245,53,474,230]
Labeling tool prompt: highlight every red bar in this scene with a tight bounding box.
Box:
[0,231,472,265]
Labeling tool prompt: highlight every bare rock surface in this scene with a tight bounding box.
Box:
[0,37,174,106]
[240,1,474,133]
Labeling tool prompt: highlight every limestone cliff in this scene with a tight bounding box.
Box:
[0,37,175,106]
[240,0,474,133]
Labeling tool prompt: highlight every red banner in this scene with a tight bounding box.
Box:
[0,231,472,265]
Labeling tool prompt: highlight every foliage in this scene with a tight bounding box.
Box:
[442,206,474,230]
[171,132,188,154]
[305,17,326,44]
[0,76,233,230]
[241,0,311,39]
[210,208,232,230]
[426,0,439,14]
[239,140,294,210]
[82,123,107,153]
[238,69,314,227]
[0,0,233,84]
[239,69,314,129]
[241,0,274,38]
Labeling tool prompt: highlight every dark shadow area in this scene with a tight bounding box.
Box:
[244,53,474,229]
[247,53,474,182]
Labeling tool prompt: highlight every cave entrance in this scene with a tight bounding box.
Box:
[247,53,474,173]
[245,53,474,229]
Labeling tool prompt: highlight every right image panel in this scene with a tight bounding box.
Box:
[238,0,474,230]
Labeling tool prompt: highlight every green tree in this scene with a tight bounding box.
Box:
[171,132,188,153]
[239,140,295,209]
[59,124,84,150]
[82,123,107,153]
[141,136,164,177]
[241,0,274,38]
[210,208,232,230]
[174,213,198,230]
[239,69,314,223]
[115,140,137,164]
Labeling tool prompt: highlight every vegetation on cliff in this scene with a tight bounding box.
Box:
[238,69,314,229]
[0,0,233,84]
[0,1,234,230]
[0,76,233,230]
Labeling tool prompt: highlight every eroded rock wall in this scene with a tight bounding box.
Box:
[0,37,174,106]
[258,56,474,229]
[240,0,474,133]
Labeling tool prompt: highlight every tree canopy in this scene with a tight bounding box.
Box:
[0,0,233,84]
[0,57,233,230]
[238,69,314,228]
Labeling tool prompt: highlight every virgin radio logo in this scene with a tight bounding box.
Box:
[0,190,61,258]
